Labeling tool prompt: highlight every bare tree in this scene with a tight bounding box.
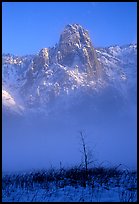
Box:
[80,131,88,174]
[79,131,94,186]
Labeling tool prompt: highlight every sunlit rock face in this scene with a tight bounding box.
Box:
[56,24,102,79]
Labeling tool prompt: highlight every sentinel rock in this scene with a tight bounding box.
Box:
[56,24,102,79]
[25,23,103,86]
[22,23,104,100]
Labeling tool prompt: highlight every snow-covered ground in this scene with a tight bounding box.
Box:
[2,168,137,202]
[2,185,121,202]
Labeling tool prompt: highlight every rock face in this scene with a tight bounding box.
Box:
[22,48,49,90]
[56,24,101,79]
[33,48,49,72]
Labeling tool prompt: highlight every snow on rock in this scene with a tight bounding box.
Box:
[96,43,137,91]
[2,89,24,115]
[2,90,16,106]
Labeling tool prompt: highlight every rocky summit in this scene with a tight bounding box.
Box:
[56,24,101,78]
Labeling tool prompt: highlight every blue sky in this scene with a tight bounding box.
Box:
[2,2,137,55]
